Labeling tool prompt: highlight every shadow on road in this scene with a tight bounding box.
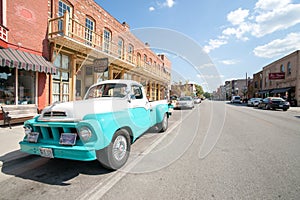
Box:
[0,150,112,186]
[226,102,247,107]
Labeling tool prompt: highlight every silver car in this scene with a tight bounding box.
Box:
[247,98,262,107]
[176,96,194,109]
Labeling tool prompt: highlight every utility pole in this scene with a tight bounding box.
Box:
[246,72,248,99]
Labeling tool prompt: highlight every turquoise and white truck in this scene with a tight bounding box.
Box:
[19,79,170,169]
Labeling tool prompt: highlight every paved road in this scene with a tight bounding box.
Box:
[0,101,299,200]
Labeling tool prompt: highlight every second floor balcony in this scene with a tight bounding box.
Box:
[48,12,171,83]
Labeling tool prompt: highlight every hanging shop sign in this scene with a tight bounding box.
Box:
[93,58,108,73]
[269,72,285,80]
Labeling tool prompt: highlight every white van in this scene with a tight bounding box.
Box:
[231,96,241,104]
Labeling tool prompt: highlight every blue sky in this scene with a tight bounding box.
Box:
[96,0,300,91]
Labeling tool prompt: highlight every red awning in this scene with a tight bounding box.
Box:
[0,48,57,74]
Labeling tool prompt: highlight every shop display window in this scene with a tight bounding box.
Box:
[18,70,36,105]
[0,67,36,105]
[0,67,16,105]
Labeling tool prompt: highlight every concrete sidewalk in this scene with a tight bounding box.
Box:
[289,106,300,113]
[0,124,28,167]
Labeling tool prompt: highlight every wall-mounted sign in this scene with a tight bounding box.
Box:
[269,72,285,80]
[94,58,108,73]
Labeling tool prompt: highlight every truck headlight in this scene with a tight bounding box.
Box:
[78,127,92,141]
[23,125,32,135]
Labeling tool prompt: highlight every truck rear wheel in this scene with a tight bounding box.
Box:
[96,129,131,170]
[159,113,168,132]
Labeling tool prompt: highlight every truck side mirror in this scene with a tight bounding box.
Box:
[125,88,132,103]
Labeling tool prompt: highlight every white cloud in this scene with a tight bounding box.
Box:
[252,3,300,37]
[255,0,291,11]
[220,59,239,65]
[197,63,215,69]
[203,38,228,53]
[164,0,175,8]
[204,0,300,52]
[227,8,249,25]
[197,74,224,79]
[157,0,176,9]
[149,6,155,12]
[253,32,300,58]
[150,0,175,12]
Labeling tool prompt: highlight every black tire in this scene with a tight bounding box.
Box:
[96,129,131,170]
[283,108,287,111]
[159,113,168,132]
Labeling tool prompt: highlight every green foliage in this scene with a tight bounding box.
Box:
[195,84,204,97]
[203,92,211,99]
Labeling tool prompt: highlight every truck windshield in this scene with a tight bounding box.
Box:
[85,83,127,99]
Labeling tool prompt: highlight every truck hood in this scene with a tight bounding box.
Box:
[38,98,129,122]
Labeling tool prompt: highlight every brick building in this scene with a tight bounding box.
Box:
[0,0,57,124]
[48,0,171,102]
[261,50,299,106]
[250,71,263,98]
[0,0,171,124]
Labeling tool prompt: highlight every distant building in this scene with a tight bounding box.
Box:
[170,81,197,97]
[230,79,249,99]
[250,71,263,98]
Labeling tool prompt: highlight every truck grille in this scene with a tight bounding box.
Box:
[31,125,82,145]
[44,111,67,117]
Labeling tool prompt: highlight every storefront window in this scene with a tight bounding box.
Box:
[0,67,36,105]
[0,67,16,105]
[18,70,36,105]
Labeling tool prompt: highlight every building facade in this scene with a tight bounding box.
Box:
[48,0,171,103]
[250,71,263,98]
[0,0,57,124]
[1,0,171,119]
[261,50,299,106]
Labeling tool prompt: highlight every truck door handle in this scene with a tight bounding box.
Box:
[146,102,153,111]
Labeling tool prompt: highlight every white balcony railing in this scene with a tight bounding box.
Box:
[48,12,171,82]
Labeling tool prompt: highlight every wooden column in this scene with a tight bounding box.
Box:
[70,55,77,101]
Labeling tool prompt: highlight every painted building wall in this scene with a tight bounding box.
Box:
[5,0,50,111]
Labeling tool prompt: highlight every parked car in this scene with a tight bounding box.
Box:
[257,97,290,111]
[247,98,262,107]
[193,97,201,104]
[176,96,194,109]
[231,96,241,104]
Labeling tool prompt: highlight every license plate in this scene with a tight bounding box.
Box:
[27,132,39,143]
[279,105,283,107]
[39,148,54,158]
[59,133,77,146]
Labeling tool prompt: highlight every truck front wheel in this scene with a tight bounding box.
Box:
[96,129,131,170]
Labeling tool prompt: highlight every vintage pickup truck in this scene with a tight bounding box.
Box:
[19,79,170,169]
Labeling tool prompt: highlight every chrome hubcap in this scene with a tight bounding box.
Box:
[113,135,127,161]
